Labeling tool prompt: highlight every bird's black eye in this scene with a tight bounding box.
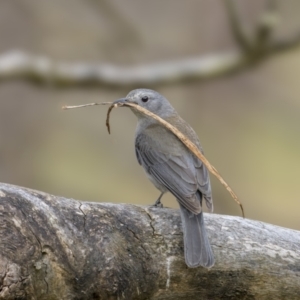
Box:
[141,96,148,102]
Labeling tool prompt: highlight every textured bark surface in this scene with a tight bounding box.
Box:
[0,182,299,300]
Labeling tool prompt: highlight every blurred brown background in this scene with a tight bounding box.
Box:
[0,0,299,230]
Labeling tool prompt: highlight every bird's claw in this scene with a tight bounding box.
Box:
[153,199,163,208]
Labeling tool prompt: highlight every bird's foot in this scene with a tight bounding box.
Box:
[153,198,163,208]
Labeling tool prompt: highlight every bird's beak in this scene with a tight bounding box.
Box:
[113,98,130,105]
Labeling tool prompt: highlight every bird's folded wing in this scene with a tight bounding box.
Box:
[135,134,212,214]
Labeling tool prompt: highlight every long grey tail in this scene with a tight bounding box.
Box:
[179,204,214,268]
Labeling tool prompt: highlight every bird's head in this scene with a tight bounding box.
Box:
[113,89,175,119]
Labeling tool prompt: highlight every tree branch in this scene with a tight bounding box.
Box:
[0,50,243,87]
[0,2,299,88]
[0,182,299,299]
[224,0,252,52]
[0,33,299,89]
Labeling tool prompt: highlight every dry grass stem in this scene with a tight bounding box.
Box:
[106,102,245,218]
[106,104,118,134]
[62,101,244,217]
[62,102,112,110]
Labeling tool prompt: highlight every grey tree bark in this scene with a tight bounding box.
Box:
[0,182,299,300]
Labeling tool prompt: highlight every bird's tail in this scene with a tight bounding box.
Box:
[179,204,214,268]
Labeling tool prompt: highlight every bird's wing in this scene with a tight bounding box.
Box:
[135,133,212,214]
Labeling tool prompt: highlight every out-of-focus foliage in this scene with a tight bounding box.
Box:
[0,0,300,230]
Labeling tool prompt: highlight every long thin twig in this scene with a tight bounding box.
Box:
[62,102,112,110]
[105,104,115,134]
[63,101,245,217]
[106,102,245,218]
[62,101,245,217]
[224,0,251,52]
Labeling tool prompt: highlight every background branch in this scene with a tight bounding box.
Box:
[224,0,252,52]
[0,33,299,88]
[0,182,299,299]
[0,1,298,88]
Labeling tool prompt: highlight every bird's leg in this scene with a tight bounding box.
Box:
[153,192,164,208]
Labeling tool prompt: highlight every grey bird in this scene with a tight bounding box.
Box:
[113,89,214,268]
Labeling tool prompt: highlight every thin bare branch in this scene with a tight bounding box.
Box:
[273,31,300,52]
[254,0,279,54]
[62,102,112,110]
[224,0,252,52]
